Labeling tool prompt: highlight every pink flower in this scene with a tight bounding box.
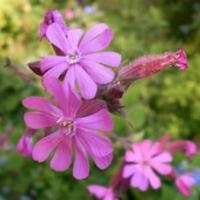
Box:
[16,129,36,157]
[119,49,188,84]
[39,10,68,40]
[87,185,118,200]
[175,173,195,197]
[65,9,75,20]
[22,77,113,179]
[41,23,121,99]
[123,140,172,191]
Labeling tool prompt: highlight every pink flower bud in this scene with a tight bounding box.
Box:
[39,10,67,40]
[119,49,188,86]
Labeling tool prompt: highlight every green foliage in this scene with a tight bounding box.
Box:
[0,0,200,199]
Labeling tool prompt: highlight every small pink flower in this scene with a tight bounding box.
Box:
[119,49,188,83]
[65,9,75,20]
[123,140,172,191]
[87,185,118,200]
[16,129,36,157]
[175,173,195,197]
[41,23,121,99]
[22,77,113,179]
[39,10,67,40]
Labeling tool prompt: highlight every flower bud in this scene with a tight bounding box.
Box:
[119,49,188,88]
[39,10,67,40]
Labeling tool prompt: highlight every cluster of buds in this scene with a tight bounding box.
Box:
[14,9,199,199]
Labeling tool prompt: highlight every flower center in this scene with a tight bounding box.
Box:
[68,53,80,64]
[56,118,74,135]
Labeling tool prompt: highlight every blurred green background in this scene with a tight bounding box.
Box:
[0,0,200,199]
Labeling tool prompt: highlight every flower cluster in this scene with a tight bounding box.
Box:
[16,9,198,199]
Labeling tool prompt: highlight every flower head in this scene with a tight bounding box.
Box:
[123,140,172,191]
[39,10,67,40]
[119,49,188,87]
[16,129,36,157]
[41,23,121,99]
[87,185,118,200]
[22,78,113,179]
[175,173,195,197]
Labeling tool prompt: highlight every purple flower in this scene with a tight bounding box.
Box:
[87,185,118,200]
[119,49,188,86]
[123,140,172,191]
[175,173,195,197]
[41,23,121,99]
[22,78,113,179]
[39,10,68,40]
[16,129,36,157]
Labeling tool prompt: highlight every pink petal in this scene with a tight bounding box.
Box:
[64,66,76,90]
[73,138,90,179]
[130,172,149,191]
[41,56,67,72]
[92,153,113,169]
[141,140,153,155]
[32,131,62,162]
[80,23,109,48]
[125,150,142,163]
[151,162,172,175]
[87,185,107,199]
[43,62,68,79]
[77,129,113,157]
[63,83,81,118]
[43,78,69,117]
[76,109,113,132]
[82,60,115,84]
[84,52,121,67]
[50,137,72,171]
[80,29,113,54]
[123,164,139,178]
[67,28,84,49]
[74,64,97,99]
[151,152,172,163]
[144,166,161,189]
[24,112,56,129]
[149,142,162,156]
[22,96,61,117]
[46,23,69,54]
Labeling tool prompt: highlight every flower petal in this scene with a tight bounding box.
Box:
[151,152,172,163]
[64,66,76,90]
[84,52,121,67]
[151,162,172,175]
[80,23,109,48]
[87,185,107,199]
[74,64,97,99]
[123,164,138,178]
[43,62,68,79]
[67,28,84,49]
[76,109,113,132]
[41,56,67,72]
[46,23,69,54]
[43,78,69,117]
[82,60,115,84]
[50,136,72,171]
[24,112,56,129]
[73,138,90,180]
[78,129,113,157]
[92,153,113,169]
[80,29,113,54]
[22,96,61,116]
[32,131,62,162]
[144,166,161,189]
